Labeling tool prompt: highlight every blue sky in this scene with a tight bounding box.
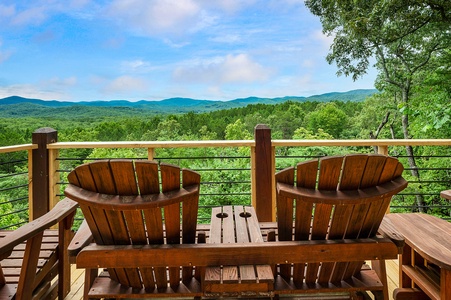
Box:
[0,0,377,102]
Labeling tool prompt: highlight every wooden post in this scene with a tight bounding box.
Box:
[148,148,155,160]
[378,145,389,155]
[31,128,58,219]
[48,148,60,211]
[253,124,274,222]
[27,149,33,222]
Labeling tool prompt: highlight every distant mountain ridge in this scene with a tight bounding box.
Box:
[0,89,377,118]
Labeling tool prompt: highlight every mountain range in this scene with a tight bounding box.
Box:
[0,89,377,118]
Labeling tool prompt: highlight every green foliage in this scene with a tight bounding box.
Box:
[0,167,29,228]
[304,102,348,138]
[0,200,21,229]
[225,119,252,140]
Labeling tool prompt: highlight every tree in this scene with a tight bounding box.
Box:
[304,102,348,138]
[225,119,252,140]
[305,0,451,212]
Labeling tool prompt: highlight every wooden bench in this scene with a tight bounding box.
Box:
[203,206,274,297]
[380,212,451,300]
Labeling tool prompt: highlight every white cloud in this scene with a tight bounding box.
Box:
[107,0,211,36]
[173,54,271,84]
[1,1,93,27]
[0,84,68,100]
[102,75,148,94]
[210,34,241,44]
[0,51,11,63]
[0,75,78,100]
[302,59,315,68]
[312,29,334,51]
[279,0,304,5]
[163,38,190,48]
[197,0,257,14]
[0,40,12,63]
[44,76,78,87]
[70,0,90,9]
[0,4,15,18]
[221,54,270,82]
[120,60,154,74]
[10,5,48,26]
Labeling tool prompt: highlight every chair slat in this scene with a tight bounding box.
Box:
[379,156,401,183]
[135,161,159,194]
[296,160,318,188]
[292,158,315,283]
[318,156,344,190]
[339,154,368,190]
[89,160,116,194]
[360,155,387,188]
[109,160,138,195]
[181,168,201,284]
[74,164,97,191]
[161,164,182,288]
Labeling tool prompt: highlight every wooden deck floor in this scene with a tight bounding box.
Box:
[65,260,400,300]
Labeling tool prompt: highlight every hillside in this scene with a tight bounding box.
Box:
[0,89,377,118]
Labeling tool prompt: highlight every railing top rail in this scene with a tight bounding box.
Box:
[45,139,451,150]
[0,144,38,154]
[272,139,451,147]
[47,140,255,149]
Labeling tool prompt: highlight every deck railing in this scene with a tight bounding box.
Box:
[1,125,451,229]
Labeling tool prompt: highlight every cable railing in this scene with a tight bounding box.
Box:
[1,127,451,230]
[0,144,36,229]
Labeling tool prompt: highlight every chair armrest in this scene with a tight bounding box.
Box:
[68,219,93,263]
[65,183,199,209]
[378,216,405,253]
[277,176,408,205]
[0,198,78,260]
[441,190,451,201]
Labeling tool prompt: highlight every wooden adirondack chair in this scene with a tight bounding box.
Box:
[273,154,408,299]
[0,198,78,300]
[64,159,202,299]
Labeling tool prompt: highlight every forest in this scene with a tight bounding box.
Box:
[1,0,450,227]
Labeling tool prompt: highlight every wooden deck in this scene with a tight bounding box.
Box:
[65,260,401,300]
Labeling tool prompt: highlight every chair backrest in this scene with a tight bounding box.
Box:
[275,154,407,284]
[64,159,200,290]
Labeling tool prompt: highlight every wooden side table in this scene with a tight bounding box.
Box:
[380,213,451,300]
[203,205,274,297]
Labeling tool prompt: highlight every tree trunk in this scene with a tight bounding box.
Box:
[401,88,426,212]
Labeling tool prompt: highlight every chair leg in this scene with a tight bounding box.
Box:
[83,268,98,300]
[371,259,389,300]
